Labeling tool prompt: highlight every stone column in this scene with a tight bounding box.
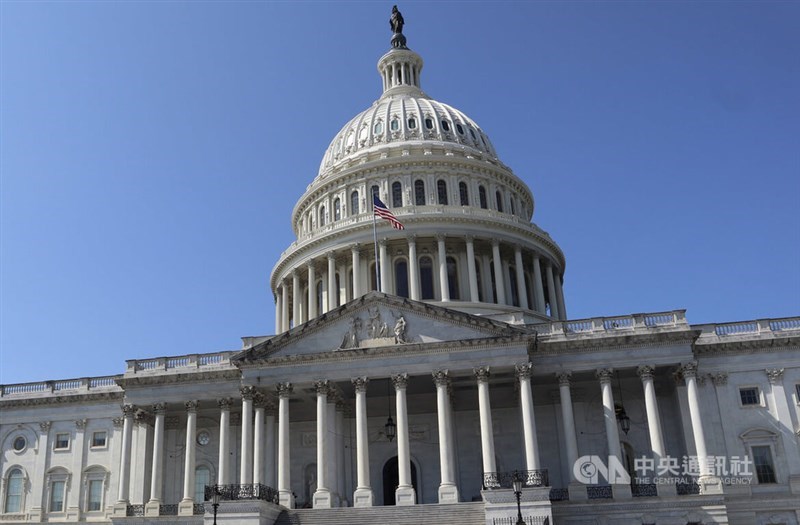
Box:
[352,377,373,506]
[408,236,420,300]
[557,373,585,500]
[437,235,450,301]
[335,400,347,506]
[765,369,800,493]
[313,381,332,508]
[240,386,255,484]
[265,399,278,489]
[475,367,498,487]
[145,403,166,515]
[281,281,290,331]
[328,252,337,310]
[308,263,318,319]
[433,370,458,503]
[253,393,266,485]
[491,241,506,305]
[545,264,560,319]
[67,419,87,518]
[680,362,722,494]
[555,273,567,320]
[514,246,529,309]
[217,398,231,485]
[29,422,51,520]
[465,236,479,302]
[292,271,301,326]
[326,396,339,505]
[637,366,666,458]
[351,246,362,298]
[532,256,546,314]
[275,290,282,334]
[596,369,631,498]
[392,373,416,505]
[178,400,198,516]
[116,404,136,505]
[516,364,542,477]
[277,383,295,508]
[378,239,391,293]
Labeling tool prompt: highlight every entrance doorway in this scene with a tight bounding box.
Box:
[382,456,419,505]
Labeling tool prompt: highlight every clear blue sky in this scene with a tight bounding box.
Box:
[2,1,798,385]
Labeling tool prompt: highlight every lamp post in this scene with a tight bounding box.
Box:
[211,485,221,525]
[512,470,524,525]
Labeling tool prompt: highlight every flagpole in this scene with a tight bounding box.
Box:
[372,197,381,293]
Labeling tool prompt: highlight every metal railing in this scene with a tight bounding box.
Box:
[587,485,612,499]
[676,481,700,495]
[492,517,550,525]
[126,505,144,517]
[631,483,657,497]
[548,488,569,501]
[482,469,549,490]
[204,483,279,503]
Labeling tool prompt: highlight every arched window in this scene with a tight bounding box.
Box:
[437,180,448,205]
[441,120,450,132]
[319,205,326,227]
[414,180,426,206]
[4,468,24,513]
[84,467,107,512]
[333,198,341,221]
[495,191,503,212]
[419,257,434,299]
[392,181,403,208]
[459,181,469,206]
[407,117,416,129]
[195,466,211,502]
[479,186,488,209]
[395,259,409,298]
[374,121,384,134]
[350,191,359,215]
[456,123,464,135]
[390,118,399,131]
[47,468,69,513]
[425,117,433,129]
[446,256,460,300]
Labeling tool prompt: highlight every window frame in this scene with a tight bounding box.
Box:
[478,186,488,209]
[437,180,448,205]
[46,470,69,514]
[82,467,109,513]
[392,181,403,208]
[414,180,426,206]
[53,432,70,451]
[3,467,26,514]
[459,181,469,206]
[750,444,777,484]
[333,198,341,221]
[90,431,107,449]
[738,386,763,408]
[350,190,360,216]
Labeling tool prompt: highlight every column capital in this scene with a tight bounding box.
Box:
[595,368,614,383]
[406,234,417,244]
[351,244,361,254]
[515,363,533,380]
[636,365,655,381]
[253,390,268,408]
[709,372,728,386]
[307,259,316,270]
[513,244,522,253]
[766,368,785,384]
[135,411,153,426]
[121,404,137,418]
[314,380,331,395]
[473,366,491,383]
[556,371,572,386]
[153,402,166,414]
[464,234,475,243]
[75,418,88,429]
[379,238,388,247]
[351,377,369,393]
[184,400,198,413]
[276,382,294,398]
[112,417,123,429]
[679,361,699,379]
[218,398,233,410]
[240,385,256,400]
[435,233,446,242]
[432,369,450,387]
[327,251,336,260]
[391,373,408,390]
[491,239,500,248]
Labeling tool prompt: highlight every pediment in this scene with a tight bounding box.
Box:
[234,292,527,363]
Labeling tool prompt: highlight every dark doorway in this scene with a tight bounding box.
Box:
[382,456,419,505]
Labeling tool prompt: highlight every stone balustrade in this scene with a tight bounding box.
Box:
[542,310,687,338]
[695,316,800,339]
[125,351,235,374]
[0,375,122,397]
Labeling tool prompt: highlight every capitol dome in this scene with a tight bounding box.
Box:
[271,33,567,332]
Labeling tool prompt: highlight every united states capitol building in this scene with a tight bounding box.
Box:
[1,10,798,525]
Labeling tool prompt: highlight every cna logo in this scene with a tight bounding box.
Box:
[573,455,631,484]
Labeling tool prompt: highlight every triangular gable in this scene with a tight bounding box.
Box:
[233,292,527,363]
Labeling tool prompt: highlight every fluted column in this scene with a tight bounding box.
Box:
[433,370,458,503]
[178,400,198,515]
[765,369,800,484]
[277,383,295,508]
[516,364,541,475]
[292,271,301,325]
[637,366,665,458]
[408,236,420,300]
[275,290,282,334]
[265,399,278,489]
[239,386,254,484]
[556,373,585,499]
[116,404,136,504]
[491,241,506,305]
[281,281,290,331]
[532,256,546,314]
[392,374,416,505]
[555,273,567,320]
[351,246,362,298]
[379,240,390,294]
[545,264,560,319]
[437,235,450,301]
[680,362,722,493]
[326,395,339,505]
[596,369,630,497]
[253,393,266,485]
[475,367,497,487]
[352,377,373,506]
[335,400,347,507]
[217,398,231,485]
[465,236,479,302]
[328,253,337,310]
[308,263,318,319]
[145,403,166,514]
[313,381,332,508]
[514,246,529,309]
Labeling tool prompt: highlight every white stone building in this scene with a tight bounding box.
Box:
[1,10,799,525]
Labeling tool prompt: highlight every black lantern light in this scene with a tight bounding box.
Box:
[512,470,524,525]
[616,372,631,435]
[385,414,396,442]
[211,485,221,525]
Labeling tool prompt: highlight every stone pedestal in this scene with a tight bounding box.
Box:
[656,482,677,497]
[789,474,800,495]
[395,485,416,505]
[112,502,128,517]
[144,501,160,516]
[567,482,588,501]
[353,487,374,507]
[611,483,632,499]
[437,484,459,504]
[698,475,723,495]
[313,488,332,509]
[178,499,194,516]
[279,491,294,509]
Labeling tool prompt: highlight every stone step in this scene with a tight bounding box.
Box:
[274,501,486,525]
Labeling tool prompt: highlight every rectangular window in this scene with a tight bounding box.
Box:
[739,387,760,406]
[50,480,65,512]
[54,433,70,450]
[752,445,777,483]
[91,431,107,448]
[88,480,103,511]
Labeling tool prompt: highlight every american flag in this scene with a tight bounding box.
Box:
[373,195,405,230]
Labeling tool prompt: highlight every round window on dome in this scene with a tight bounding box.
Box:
[374,121,383,134]
[390,119,399,131]
[441,120,450,132]
[456,124,464,135]
[408,118,416,129]
[13,436,26,451]
[425,118,433,129]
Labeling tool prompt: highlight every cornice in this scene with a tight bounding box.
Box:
[536,329,699,356]
[117,369,242,388]
[694,337,800,356]
[0,391,124,409]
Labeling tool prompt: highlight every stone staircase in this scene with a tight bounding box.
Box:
[274,501,486,525]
